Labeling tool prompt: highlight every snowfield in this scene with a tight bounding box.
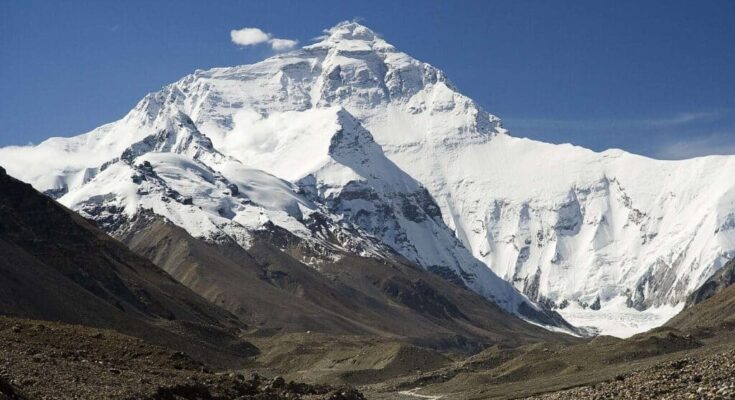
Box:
[2,21,734,336]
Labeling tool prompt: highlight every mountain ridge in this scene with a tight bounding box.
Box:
[2,21,734,336]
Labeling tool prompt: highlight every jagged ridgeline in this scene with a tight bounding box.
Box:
[3,21,735,336]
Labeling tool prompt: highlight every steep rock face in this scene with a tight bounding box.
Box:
[666,258,735,332]
[683,258,735,308]
[2,21,734,335]
[425,138,735,334]
[294,109,536,315]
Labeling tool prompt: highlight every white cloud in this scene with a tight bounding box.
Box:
[230,27,271,46]
[655,132,735,160]
[230,27,298,51]
[268,38,298,51]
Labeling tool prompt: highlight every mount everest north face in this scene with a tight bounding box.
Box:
[3,21,734,336]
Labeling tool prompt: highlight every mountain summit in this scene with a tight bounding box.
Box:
[2,21,734,336]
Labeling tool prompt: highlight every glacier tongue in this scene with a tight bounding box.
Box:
[2,21,735,336]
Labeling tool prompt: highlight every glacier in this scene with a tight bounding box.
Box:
[2,21,734,336]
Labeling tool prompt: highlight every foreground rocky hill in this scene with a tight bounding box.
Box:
[0,166,256,368]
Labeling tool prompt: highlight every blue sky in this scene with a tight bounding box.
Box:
[1,1,733,158]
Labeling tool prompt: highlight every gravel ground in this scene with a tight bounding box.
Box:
[527,349,735,399]
[0,316,364,400]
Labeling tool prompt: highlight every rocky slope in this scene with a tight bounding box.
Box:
[3,21,735,335]
[119,212,576,349]
[0,166,256,368]
[526,349,735,400]
[666,259,735,333]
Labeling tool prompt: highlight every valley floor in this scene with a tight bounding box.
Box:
[3,313,735,400]
[360,330,735,399]
[0,316,364,400]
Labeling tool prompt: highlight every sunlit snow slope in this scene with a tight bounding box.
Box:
[2,21,734,336]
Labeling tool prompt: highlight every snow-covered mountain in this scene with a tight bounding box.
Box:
[2,21,734,336]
